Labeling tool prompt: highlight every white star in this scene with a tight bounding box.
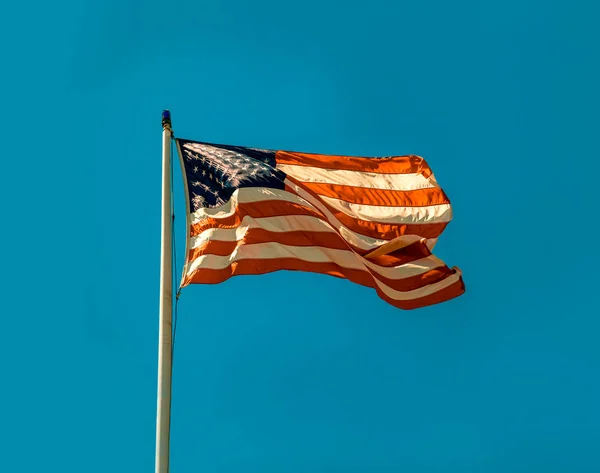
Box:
[202,170,206,176]
[192,194,206,208]
[191,181,202,187]
[259,188,275,195]
[193,166,198,173]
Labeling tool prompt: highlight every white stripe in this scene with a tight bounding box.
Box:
[376,269,461,301]
[190,214,337,248]
[371,235,438,250]
[190,187,309,222]
[186,242,460,301]
[364,255,445,280]
[278,164,436,190]
[321,196,453,224]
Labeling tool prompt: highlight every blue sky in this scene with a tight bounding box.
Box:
[2,0,599,471]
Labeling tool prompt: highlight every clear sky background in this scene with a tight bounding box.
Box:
[2,0,599,471]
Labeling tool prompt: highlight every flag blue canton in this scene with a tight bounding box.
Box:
[179,140,287,211]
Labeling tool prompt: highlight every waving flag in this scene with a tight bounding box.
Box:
[176,139,465,309]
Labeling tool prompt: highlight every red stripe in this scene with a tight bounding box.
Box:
[190,200,322,237]
[275,150,432,175]
[378,277,465,310]
[189,230,349,258]
[284,182,449,240]
[299,182,450,207]
[366,242,434,267]
[183,257,464,310]
[321,204,449,239]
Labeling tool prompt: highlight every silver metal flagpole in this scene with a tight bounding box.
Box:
[155,110,173,473]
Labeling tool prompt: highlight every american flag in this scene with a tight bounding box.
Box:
[176,139,465,309]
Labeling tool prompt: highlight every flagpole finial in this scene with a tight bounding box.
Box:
[162,110,172,130]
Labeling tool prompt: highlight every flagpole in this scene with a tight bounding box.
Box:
[155,110,173,473]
